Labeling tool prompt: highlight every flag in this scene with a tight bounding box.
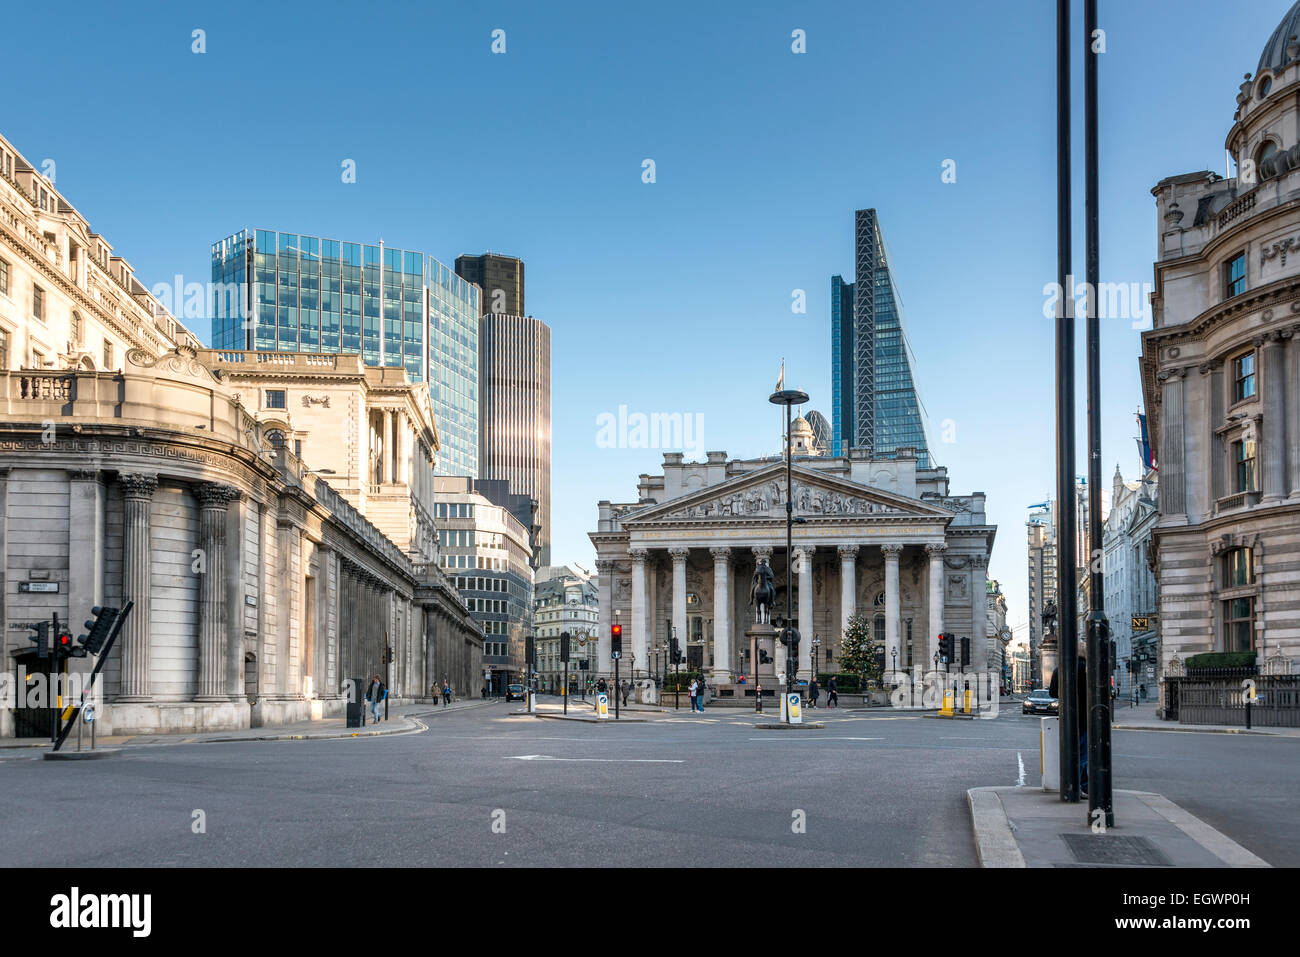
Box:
[1136,412,1156,471]
[776,358,785,392]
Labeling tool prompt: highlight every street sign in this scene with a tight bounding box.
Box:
[610,650,622,660]
[596,693,609,718]
[1146,666,1154,678]
[83,704,95,723]
[786,693,802,724]
[1131,616,1149,630]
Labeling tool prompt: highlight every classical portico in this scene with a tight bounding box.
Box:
[591,451,997,701]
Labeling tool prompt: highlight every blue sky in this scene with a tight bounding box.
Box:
[2,0,1290,642]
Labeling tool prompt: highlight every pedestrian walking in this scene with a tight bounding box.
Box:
[366,674,386,724]
[808,676,820,709]
[481,684,487,700]
[826,675,838,708]
[621,679,630,707]
[697,679,708,712]
[442,678,451,707]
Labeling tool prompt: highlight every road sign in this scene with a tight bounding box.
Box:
[83,704,95,723]
[610,650,622,660]
[1146,666,1154,678]
[786,693,803,724]
[596,693,609,718]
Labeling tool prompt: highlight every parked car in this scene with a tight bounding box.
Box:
[506,683,525,702]
[1023,688,1059,715]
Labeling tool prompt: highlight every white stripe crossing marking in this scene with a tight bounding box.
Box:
[508,754,684,763]
[1017,751,1026,787]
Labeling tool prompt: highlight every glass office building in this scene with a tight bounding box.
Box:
[211,228,480,477]
[829,209,931,467]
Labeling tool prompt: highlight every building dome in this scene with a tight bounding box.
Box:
[1257,1,1300,77]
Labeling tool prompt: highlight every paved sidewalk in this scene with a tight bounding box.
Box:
[969,786,1272,868]
[0,699,500,751]
[1109,699,1300,737]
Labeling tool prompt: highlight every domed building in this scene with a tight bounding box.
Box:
[1140,1,1300,721]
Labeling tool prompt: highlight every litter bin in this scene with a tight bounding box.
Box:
[346,675,368,728]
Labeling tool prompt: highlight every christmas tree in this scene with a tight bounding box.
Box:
[839,614,883,688]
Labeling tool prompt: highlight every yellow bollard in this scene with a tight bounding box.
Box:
[939,687,955,716]
[963,688,972,714]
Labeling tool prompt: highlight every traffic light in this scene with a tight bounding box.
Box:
[938,633,952,662]
[671,638,683,664]
[560,631,571,662]
[610,624,623,657]
[53,628,84,659]
[78,606,120,656]
[525,634,536,667]
[960,636,971,667]
[27,621,50,659]
[384,646,394,664]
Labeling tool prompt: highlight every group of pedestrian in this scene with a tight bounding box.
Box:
[687,677,707,712]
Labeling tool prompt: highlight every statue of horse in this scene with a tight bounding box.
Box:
[750,559,776,624]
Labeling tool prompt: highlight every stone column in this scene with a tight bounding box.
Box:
[669,547,689,672]
[383,409,394,484]
[711,547,732,681]
[926,543,947,667]
[117,472,158,701]
[630,547,650,671]
[796,545,814,680]
[596,559,614,677]
[970,555,988,672]
[1261,332,1287,502]
[883,543,902,680]
[1287,326,1300,497]
[837,544,858,640]
[195,482,239,701]
[1158,368,1186,515]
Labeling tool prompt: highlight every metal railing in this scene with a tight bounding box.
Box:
[1172,673,1299,727]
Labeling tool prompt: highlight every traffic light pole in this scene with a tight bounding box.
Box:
[384,631,390,722]
[49,612,58,744]
[52,602,134,752]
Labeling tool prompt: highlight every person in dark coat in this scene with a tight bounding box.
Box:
[826,676,838,708]
[808,677,820,709]
[1049,652,1089,794]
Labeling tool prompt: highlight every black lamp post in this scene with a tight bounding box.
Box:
[811,636,821,679]
[770,385,809,711]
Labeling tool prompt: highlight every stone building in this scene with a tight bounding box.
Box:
[1101,466,1159,699]
[533,565,599,693]
[1140,3,1300,706]
[590,449,996,699]
[0,130,481,736]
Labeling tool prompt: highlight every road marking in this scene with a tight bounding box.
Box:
[745,737,883,742]
[1017,751,1026,787]
[508,754,684,763]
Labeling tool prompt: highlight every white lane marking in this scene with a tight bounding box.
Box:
[745,737,883,742]
[508,754,684,763]
[1017,751,1026,787]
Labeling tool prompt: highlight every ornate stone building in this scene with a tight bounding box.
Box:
[590,449,996,698]
[1140,3,1300,707]
[0,130,481,737]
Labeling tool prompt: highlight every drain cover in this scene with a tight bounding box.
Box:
[1061,834,1173,866]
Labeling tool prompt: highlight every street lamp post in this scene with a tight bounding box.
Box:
[770,384,809,719]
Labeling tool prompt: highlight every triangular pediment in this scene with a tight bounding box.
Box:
[622,462,953,526]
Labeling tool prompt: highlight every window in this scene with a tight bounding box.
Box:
[0,259,9,296]
[33,285,45,321]
[265,389,286,410]
[1224,548,1254,588]
[0,329,8,369]
[1223,597,1255,652]
[71,311,82,345]
[1233,438,1257,492]
[1233,352,1255,403]
[1225,253,1246,298]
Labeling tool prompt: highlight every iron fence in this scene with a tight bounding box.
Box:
[1173,674,1300,728]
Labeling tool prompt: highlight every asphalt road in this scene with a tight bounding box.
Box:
[2,703,1295,867]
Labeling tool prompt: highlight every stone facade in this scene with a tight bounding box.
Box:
[590,449,996,700]
[1139,9,1300,709]
[0,347,482,737]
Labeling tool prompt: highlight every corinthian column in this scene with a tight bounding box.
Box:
[796,546,814,680]
[882,543,903,680]
[117,472,158,701]
[630,547,650,670]
[926,543,947,667]
[838,544,859,641]
[711,547,732,681]
[669,547,689,671]
[195,482,240,701]
[970,555,989,671]
[1261,333,1287,502]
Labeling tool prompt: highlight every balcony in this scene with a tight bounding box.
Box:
[1215,490,1261,514]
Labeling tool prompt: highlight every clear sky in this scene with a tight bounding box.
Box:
[2,0,1291,642]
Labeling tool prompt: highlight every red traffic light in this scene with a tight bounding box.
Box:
[611,624,622,637]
